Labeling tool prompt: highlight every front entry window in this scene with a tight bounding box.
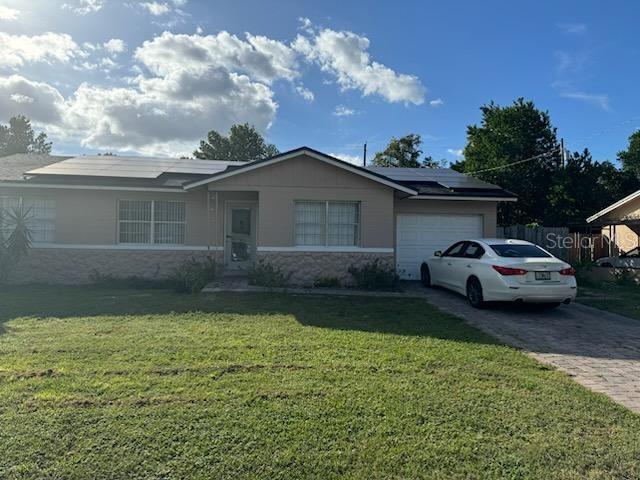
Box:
[226,206,254,267]
[231,208,251,236]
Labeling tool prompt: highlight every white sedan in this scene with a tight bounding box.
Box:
[595,247,640,269]
[420,239,578,308]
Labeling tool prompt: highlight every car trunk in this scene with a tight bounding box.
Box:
[501,258,571,285]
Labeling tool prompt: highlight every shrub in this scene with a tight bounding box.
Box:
[613,268,640,287]
[89,271,176,290]
[0,205,33,283]
[171,256,219,293]
[348,259,399,291]
[248,260,291,287]
[90,256,219,293]
[313,276,341,288]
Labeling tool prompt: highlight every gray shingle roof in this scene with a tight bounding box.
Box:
[0,154,71,181]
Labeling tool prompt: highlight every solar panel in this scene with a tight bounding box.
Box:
[365,166,499,190]
[26,156,246,179]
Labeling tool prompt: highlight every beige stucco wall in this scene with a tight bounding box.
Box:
[0,185,210,245]
[598,195,640,254]
[393,198,498,238]
[208,154,395,248]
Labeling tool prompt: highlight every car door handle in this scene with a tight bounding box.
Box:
[447,262,452,266]
[466,264,472,268]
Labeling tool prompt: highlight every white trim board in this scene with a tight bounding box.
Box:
[32,244,223,251]
[408,195,518,202]
[258,246,394,253]
[0,182,186,193]
[184,149,418,195]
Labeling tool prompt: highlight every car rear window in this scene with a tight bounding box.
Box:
[489,244,552,258]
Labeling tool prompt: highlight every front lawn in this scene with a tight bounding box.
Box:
[1,286,639,479]
[578,283,640,320]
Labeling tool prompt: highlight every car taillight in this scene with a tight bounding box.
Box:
[559,267,576,276]
[492,265,528,276]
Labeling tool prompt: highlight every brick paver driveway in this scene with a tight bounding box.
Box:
[411,284,640,413]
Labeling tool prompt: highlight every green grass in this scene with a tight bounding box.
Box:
[1,286,640,479]
[578,283,640,320]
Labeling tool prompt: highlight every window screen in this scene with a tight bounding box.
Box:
[1,197,56,243]
[118,200,185,244]
[294,201,359,246]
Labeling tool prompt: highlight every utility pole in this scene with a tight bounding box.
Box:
[363,142,367,166]
[560,138,565,168]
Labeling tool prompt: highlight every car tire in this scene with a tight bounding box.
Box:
[466,277,485,309]
[420,263,432,288]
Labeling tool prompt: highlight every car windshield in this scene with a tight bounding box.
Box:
[490,244,552,258]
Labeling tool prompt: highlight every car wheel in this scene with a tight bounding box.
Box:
[420,263,432,287]
[466,278,485,309]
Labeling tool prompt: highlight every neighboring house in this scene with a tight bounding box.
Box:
[0,147,516,284]
[587,190,640,257]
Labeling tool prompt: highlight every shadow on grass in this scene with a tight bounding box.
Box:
[0,284,496,346]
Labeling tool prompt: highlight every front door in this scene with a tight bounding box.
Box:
[224,202,256,271]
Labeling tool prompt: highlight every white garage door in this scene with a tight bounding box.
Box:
[396,214,483,280]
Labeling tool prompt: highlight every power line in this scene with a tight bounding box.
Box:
[467,147,561,175]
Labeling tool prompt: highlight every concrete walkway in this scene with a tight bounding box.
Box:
[204,279,640,413]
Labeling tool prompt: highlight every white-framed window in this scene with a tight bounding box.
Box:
[118,199,186,245]
[294,201,360,247]
[0,196,56,243]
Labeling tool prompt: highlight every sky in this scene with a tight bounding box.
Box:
[0,0,638,165]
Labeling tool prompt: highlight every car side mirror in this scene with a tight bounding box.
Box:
[434,250,442,257]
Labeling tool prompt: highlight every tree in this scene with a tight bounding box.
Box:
[0,115,52,156]
[545,149,640,225]
[193,123,279,161]
[618,130,640,176]
[372,134,441,168]
[452,98,561,225]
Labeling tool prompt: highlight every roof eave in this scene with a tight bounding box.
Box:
[182,147,418,195]
[586,189,640,224]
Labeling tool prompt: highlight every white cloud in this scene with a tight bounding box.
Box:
[447,148,463,157]
[1,22,425,155]
[560,91,610,111]
[294,26,425,104]
[0,5,19,21]
[141,2,171,15]
[295,85,314,102]
[135,31,298,84]
[0,75,65,124]
[329,152,362,165]
[554,50,589,74]
[62,0,105,15]
[0,32,80,69]
[104,38,126,55]
[10,93,34,104]
[429,98,443,107]
[557,23,587,34]
[333,105,355,116]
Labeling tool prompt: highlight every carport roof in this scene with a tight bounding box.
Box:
[587,189,640,225]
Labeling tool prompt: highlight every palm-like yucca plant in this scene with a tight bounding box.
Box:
[0,204,33,282]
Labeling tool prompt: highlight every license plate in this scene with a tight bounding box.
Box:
[535,271,551,281]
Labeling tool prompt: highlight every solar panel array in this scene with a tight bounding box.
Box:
[26,156,245,179]
[365,166,498,190]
